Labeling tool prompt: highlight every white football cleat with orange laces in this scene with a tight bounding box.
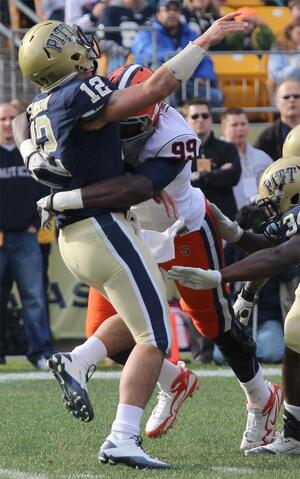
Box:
[240,381,283,450]
[145,361,199,438]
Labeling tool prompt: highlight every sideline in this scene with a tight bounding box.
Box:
[0,367,281,383]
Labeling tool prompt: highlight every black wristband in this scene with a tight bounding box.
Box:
[241,287,255,302]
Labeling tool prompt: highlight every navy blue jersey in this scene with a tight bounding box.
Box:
[28,75,125,226]
[280,205,300,242]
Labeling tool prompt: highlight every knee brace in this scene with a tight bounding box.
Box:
[214,318,256,361]
[109,347,134,366]
[214,319,258,383]
[285,306,300,354]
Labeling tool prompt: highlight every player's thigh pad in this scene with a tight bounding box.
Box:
[59,214,171,351]
[284,282,300,354]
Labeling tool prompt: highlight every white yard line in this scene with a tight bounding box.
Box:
[211,466,254,474]
[0,368,281,383]
[0,471,105,479]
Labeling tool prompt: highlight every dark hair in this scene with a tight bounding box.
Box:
[181,98,212,116]
[221,108,247,122]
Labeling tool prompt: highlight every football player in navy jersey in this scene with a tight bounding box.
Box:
[168,151,300,456]
[15,15,248,470]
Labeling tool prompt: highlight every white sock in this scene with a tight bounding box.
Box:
[72,336,107,370]
[239,366,270,408]
[158,359,182,392]
[109,404,143,441]
[284,401,300,421]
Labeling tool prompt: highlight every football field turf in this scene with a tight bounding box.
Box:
[0,360,298,479]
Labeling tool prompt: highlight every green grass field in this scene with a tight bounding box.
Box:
[0,359,298,479]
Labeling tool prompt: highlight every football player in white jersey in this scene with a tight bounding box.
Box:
[37,64,283,452]
[168,130,300,456]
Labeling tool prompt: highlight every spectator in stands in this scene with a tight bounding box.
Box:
[183,98,241,220]
[131,0,223,106]
[10,99,28,114]
[254,78,300,160]
[221,108,272,211]
[289,0,300,19]
[34,0,65,21]
[225,7,275,51]
[0,103,53,369]
[65,0,109,29]
[181,0,226,50]
[268,18,300,87]
[98,0,153,48]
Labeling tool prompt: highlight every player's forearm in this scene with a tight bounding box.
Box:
[220,247,294,283]
[52,175,154,212]
[12,112,30,149]
[81,175,153,208]
[237,230,274,253]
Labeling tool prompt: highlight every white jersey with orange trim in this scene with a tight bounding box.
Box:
[131,104,206,234]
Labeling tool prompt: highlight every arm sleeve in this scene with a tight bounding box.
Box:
[134,157,185,194]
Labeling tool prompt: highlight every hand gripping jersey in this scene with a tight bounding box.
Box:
[131,105,205,234]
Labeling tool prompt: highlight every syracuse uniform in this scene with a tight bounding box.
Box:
[86,103,233,340]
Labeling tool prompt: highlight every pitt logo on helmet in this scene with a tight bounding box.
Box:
[45,24,74,53]
[263,166,298,195]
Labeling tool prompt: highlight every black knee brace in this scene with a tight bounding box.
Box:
[214,319,259,383]
[215,318,256,361]
[109,347,133,366]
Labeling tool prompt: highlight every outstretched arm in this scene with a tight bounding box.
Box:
[221,235,300,282]
[168,234,300,289]
[84,13,247,129]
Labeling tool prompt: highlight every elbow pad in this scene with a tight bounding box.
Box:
[20,138,71,189]
[27,152,72,189]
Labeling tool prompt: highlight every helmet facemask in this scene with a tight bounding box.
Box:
[121,115,156,167]
[256,196,282,240]
[73,25,101,63]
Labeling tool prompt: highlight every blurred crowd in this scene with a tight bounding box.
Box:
[2,1,300,106]
[1,0,300,366]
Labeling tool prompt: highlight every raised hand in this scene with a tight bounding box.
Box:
[194,12,248,50]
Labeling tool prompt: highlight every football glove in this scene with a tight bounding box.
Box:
[37,194,59,230]
[233,287,255,326]
[208,202,244,243]
[168,266,222,290]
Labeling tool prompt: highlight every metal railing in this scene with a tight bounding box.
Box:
[1,24,299,115]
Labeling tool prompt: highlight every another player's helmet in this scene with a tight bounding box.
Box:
[256,156,300,238]
[109,64,162,146]
[18,21,101,92]
[282,124,300,157]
